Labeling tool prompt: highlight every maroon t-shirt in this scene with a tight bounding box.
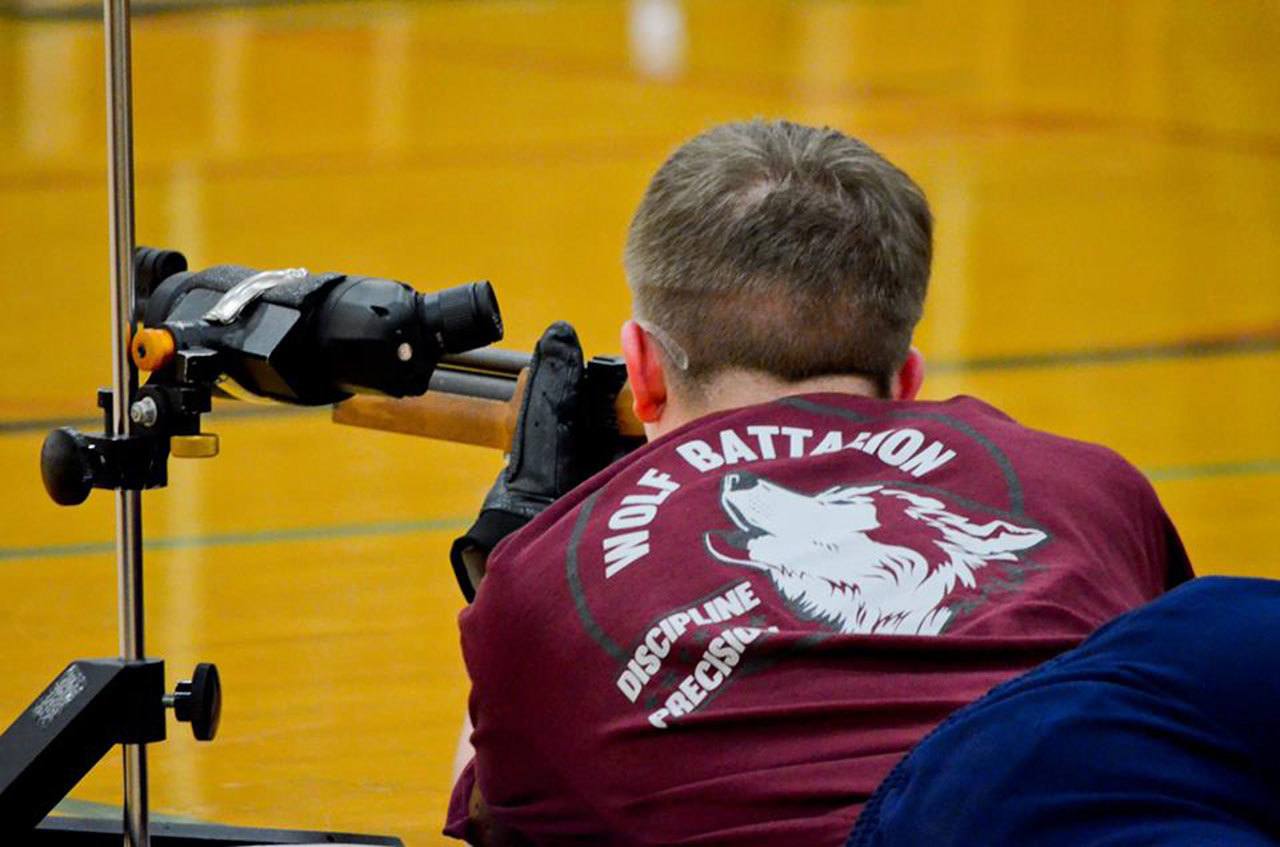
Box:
[446,393,1191,846]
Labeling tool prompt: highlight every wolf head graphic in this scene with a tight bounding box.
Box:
[703,472,1047,635]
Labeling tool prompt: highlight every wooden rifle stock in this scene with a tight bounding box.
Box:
[331,349,643,450]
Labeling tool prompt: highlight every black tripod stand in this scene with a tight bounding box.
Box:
[0,2,404,844]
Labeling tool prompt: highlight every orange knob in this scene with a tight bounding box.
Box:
[132,328,176,372]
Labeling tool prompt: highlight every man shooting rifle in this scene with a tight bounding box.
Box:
[443,120,1275,846]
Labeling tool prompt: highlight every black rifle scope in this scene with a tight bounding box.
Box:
[133,247,503,405]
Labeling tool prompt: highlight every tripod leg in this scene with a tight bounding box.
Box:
[0,660,165,836]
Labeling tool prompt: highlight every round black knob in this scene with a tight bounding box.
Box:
[171,662,221,742]
[40,428,94,506]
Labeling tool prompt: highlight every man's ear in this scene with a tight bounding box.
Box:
[892,347,925,401]
[621,320,668,423]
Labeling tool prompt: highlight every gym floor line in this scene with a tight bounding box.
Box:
[0,0,353,21]
[3,329,1277,435]
[48,798,202,824]
[2,455,1277,565]
[0,516,469,563]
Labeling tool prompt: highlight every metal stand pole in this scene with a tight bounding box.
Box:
[103,0,148,845]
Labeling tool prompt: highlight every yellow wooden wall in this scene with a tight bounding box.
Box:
[1,2,1277,844]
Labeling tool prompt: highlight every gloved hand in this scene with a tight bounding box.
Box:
[450,321,630,602]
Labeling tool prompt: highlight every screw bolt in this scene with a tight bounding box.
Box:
[397,342,413,362]
[129,397,158,428]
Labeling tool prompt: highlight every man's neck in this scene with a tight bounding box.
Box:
[650,369,884,439]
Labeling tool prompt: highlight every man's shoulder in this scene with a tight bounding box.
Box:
[658,391,1145,482]
[474,390,1159,603]
[928,395,1152,488]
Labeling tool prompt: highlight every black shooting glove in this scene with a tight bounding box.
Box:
[450,321,634,602]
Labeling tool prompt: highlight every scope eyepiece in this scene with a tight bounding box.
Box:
[133,247,188,321]
[419,281,504,355]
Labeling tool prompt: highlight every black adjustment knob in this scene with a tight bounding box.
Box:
[168,663,221,741]
[40,428,95,506]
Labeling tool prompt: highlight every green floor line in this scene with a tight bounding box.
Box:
[0,404,321,436]
[1145,458,1280,483]
[3,0,380,21]
[1,456,1277,565]
[928,331,1280,374]
[0,516,469,563]
[4,331,1278,437]
[49,797,201,824]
